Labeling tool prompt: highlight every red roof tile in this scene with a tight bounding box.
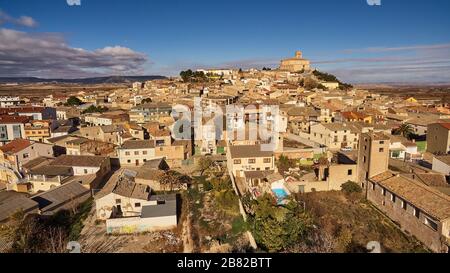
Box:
[0,115,30,124]
[438,123,450,130]
[0,139,32,154]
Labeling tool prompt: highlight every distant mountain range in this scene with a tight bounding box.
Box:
[0,75,167,84]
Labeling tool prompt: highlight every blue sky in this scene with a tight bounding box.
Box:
[0,0,450,83]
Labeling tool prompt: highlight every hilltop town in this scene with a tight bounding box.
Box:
[0,51,449,253]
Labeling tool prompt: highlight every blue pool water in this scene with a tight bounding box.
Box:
[272,188,289,204]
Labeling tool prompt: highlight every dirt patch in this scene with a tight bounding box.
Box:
[77,205,182,253]
[296,191,428,253]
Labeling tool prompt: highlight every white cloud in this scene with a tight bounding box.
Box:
[0,10,37,27]
[0,28,149,78]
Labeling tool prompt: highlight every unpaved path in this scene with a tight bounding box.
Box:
[182,211,194,253]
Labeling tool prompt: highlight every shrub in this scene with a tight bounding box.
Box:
[341,181,362,194]
[216,190,238,211]
[211,177,231,192]
[203,180,214,191]
[231,217,247,235]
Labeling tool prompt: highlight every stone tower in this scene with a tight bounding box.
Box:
[357,131,390,188]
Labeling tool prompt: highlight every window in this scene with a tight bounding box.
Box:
[125,151,130,156]
[391,194,396,203]
[425,217,438,231]
[371,182,375,190]
[84,169,88,174]
[401,200,407,210]
[233,159,241,165]
[143,151,148,155]
[134,151,139,155]
[380,141,385,145]
[299,185,305,194]
[348,169,353,176]
[264,158,272,164]
[127,160,131,163]
[382,188,386,196]
[379,148,384,153]
[248,159,256,164]
[115,199,121,204]
[135,203,141,208]
[23,153,30,159]
[414,208,420,219]
[13,125,22,139]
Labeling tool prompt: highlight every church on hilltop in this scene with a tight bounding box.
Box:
[279,51,311,72]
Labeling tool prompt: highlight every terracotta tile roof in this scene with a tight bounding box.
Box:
[341,111,370,120]
[148,128,171,137]
[437,123,450,130]
[0,115,29,124]
[371,171,450,220]
[0,191,39,222]
[0,107,45,114]
[21,156,55,170]
[229,144,274,159]
[97,172,151,201]
[120,140,155,150]
[244,170,274,179]
[0,139,32,154]
[31,181,90,214]
[414,173,449,188]
[49,155,108,168]
[30,165,73,176]
[435,155,450,166]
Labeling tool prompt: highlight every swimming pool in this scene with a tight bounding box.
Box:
[272,188,289,204]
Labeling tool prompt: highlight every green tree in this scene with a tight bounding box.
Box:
[197,157,214,176]
[249,194,313,252]
[180,69,208,83]
[303,77,319,90]
[313,69,353,90]
[276,155,297,176]
[82,105,108,114]
[394,123,414,139]
[317,84,328,90]
[66,96,83,106]
[159,170,184,192]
